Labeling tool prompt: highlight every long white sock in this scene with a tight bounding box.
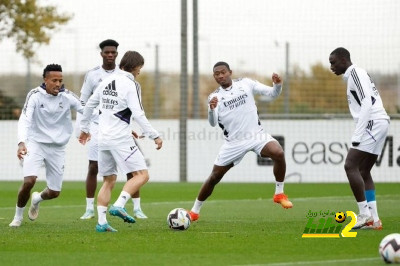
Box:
[132,197,141,211]
[275,182,284,194]
[32,192,43,205]
[86,198,95,211]
[15,205,25,220]
[368,201,380,222]
[357,201,371,216]
[97,205,108,225]
[191,199,204,214]
[113,191,131,208]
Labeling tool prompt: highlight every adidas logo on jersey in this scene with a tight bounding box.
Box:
[103,80,118,96]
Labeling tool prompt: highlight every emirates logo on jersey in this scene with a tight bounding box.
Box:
[223,93,248,108]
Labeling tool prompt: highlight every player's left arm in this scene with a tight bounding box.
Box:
[351,70,373,145]
[251,73,282,99]
[66,89,84,114]
[127,85,160,141]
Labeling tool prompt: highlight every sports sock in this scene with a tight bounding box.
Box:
[15,205,25,220]
[132,197,141,211]
[365,190,379,222]
[191,199,204,214]
[32,192,43,205]
[113,191,131,208]
[275,182,284,194]
[97,205,108,225]
[367,201,380,222]
[357,200,371,216]
[86,198,94,211]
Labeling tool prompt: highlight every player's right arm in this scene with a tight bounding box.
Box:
[208,94,218,127]
[80,71,94,105]
[350,68,373,145]
[17,89,37,159]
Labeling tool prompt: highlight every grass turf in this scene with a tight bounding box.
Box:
[0,182,399,266]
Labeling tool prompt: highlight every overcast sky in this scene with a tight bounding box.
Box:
[1,0,399,76]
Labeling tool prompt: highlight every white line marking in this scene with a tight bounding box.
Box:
[201,232,230,234]
[235,257,380,266]
[0,194,397,210]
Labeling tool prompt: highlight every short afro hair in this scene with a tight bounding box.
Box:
[43,64,62,78]
[330,47,351,61]
[213,61,230,71]
[99,39,119,50]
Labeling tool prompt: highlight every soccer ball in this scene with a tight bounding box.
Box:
[167,208,191,230]
[335,212,346,223]
[379,233,400,263]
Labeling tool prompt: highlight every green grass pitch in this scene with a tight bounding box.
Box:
[1,182,399,266]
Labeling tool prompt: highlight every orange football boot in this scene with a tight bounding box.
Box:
[188,211,199,221]
[273,193,293,209]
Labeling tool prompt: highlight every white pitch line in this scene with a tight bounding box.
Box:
[202,232,230,234]
[235,256,380,266]
[0,194,397,211]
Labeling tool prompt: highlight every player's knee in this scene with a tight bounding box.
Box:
[344,160,355,173]
[359,169,371,179]
[22,176,36,189]
[104,178,116,189]
[139,172,149,184]
[271,149,285,162]
[88,161,98,175]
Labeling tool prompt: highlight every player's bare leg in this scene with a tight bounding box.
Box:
[345,149,373,228]
[28,186,60,221]
[359,152,381,229]
[109,170,149,224]
[127,173,147,219]
[189,164,233,221]
[10,176,37,227]
[95,175,117,231]
[16,176,37,208]
[261,141,293,209]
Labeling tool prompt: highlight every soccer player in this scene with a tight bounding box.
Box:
[329,47,390,230]
[9,64,84,227]
[79,51,162,232]
[188,61,293,222]
[77,39,148,220]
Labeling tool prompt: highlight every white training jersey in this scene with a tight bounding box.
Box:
[80,66,120,124]
[80,70,159,149]
[343,65,390,143]
[18,85,84,146]
[208,78,282,142]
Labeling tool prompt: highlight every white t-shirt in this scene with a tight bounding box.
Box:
[18,85,83,146]
[80,70,159,149]
[80,66,120,124]
[208,77,282,142]
[343,65,390,143]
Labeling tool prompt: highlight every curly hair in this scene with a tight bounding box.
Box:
[42,64,62,78]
